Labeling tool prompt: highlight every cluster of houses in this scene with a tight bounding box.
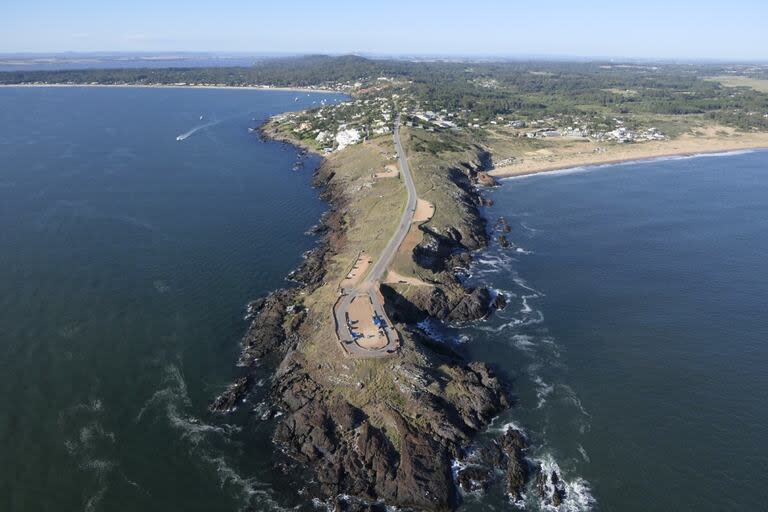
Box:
[516,116,666,143]
[523,125,665,143]
[272,79,672,154]
[274,93,399,153]
[409,110,459,129]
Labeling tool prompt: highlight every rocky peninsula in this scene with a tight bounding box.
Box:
[208,116,564,510]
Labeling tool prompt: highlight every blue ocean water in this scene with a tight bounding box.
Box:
[458,151,768,511]
[0,86,344,511]
[3,86,767,512]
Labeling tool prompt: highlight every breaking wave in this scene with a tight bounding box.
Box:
[456,208,597,510]
[533,454,596,511]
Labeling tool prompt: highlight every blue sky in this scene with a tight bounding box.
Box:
[1,0,766,60]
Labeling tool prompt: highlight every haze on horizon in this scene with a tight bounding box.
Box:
[2,0,767,62]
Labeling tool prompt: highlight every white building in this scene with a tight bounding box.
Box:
[335,128,362,151]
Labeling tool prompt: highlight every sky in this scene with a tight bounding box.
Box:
[1,0,766,61]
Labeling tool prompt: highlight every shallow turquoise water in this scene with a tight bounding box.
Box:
[458,151,768,511]
[0,87,344,511]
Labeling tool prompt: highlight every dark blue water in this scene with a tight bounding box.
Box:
[0,87,345,512]
[458,151,768,511]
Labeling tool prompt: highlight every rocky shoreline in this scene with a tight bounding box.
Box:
[211,125,552,511]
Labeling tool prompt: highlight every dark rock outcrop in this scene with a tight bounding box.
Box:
[537,466,567,507]
[475,171,498,188]
[455,426,532,502]
[501,428,530,500]
[456,465,490,493]
[209,376,252,413]
[494,216,511,233]
[239,289,299,366]
[381,284,493,325]
[490,292,507,311]
[271,347,509,511]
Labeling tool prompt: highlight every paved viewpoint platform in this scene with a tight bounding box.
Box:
[332,117,412,358]
[334,287,399,358]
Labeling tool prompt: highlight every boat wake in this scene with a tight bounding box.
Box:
[176,119,222,141]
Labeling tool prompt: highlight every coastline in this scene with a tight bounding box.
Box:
[489,137,768,179]
[212,118,528,511]
[258,120,325,156]
[0,82,341,95]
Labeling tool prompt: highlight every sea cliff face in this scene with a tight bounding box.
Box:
[212,125,529,510]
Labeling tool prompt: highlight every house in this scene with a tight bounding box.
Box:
[335,128,362,151]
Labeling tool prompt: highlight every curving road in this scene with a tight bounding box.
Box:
[362,116,418,285]
[334,116,415,357]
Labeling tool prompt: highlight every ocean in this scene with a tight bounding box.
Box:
[0,86,345,511]
[3,86,767,512]
[457,150,768,511]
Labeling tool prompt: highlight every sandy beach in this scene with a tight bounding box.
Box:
[489,129,768,178]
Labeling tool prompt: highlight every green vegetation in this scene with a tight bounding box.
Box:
[705,75,768,93]
[3,55,768,132]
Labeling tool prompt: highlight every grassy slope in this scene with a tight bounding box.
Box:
[705,75,768,93]
[289,134,420,441]
[275,126,492,445]
[390,128,483,283]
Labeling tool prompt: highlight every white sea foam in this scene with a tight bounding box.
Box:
[137,364,241,445]
[533,375,555,409]
[167,403,241,446]
[520,295,533,314]
[577,444,591,463]
[416,318,446,341]
[510,334,536,351]
[519,221,539,234]
[534,454,595,511]
[560,384,591,419]
[135,364,190,422]
[203,455,292,512]
[477,310,545,333]
[136,363,287,511]
[59,398,118,512]
[499,420,526,434]
[513,276,542,295]
[84,486,108,512]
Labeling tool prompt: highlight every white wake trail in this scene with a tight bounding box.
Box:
[176,119,222,141]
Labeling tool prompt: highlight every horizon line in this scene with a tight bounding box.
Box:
[0,50,766,65]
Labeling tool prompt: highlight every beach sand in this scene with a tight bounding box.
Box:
[412,199,435,223]
[489,128,768,178]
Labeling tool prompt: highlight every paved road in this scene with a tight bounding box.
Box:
[362,116,417,286]
[334,117,415,357]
